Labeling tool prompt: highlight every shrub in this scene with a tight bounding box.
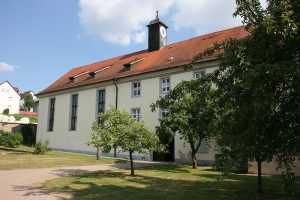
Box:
[0,132,23,148]
[33,140,51,155]
[3,108,9,114]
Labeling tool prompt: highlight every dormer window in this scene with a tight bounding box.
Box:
[89,65,111,78]
[69,77,75,83]
[89,72,96,78]
[123,58,144,72]
[124,64,131,71]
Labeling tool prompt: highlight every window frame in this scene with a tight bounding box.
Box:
[131,108,141,121]
[132,82,141,97]
[48,98,55,132]
[70,94,78,131]
[159,108,168,118]
[193,70,206,79]
[160,77,171,94]
[97,89,106,124]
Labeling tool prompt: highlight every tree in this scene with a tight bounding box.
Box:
[192,0,300,193]
[151,77,216,169]
[22,93,36,111]
[88,106,161,175]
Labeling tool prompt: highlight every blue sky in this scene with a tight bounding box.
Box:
[0,0,244,93]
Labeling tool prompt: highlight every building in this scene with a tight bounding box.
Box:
[0,81,21,114]
[20,90,39,112]
[36,16,248,164]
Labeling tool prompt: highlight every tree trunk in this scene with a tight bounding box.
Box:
[129,151,134,176]
[191,149,197,169]
[96,146,101,160]
[257,160,262,193]
[113,146,117,157]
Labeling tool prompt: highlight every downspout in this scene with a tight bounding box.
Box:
[113,77,118,157]
[113,77,118,109]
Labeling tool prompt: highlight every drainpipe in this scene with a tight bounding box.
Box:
[113,77,118,109]
[113,77,118,157]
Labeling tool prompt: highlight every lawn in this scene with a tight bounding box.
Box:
[0,145,126,170]
[43,164,300,200]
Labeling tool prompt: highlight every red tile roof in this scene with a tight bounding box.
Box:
[19,111,38,116]
[39,26,248,95]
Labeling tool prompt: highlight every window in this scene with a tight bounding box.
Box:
[160,77,170,93]
[8,97,12,102]
[48,98,55,132]
[160,108,168,117]
[97,90,105,124]
[6,89,9,93]
[131,108,140,121]
[70,94,78,131]
[132,82,141,97]
[1,88,4,92]
[194,71,206,79]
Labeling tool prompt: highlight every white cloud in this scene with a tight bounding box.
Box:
[79,0,175,45]
[79,0,267,45]
[172,0,242,35]
[0,62,16,72]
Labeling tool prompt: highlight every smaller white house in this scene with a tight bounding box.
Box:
[20,90,39,112]
[0,81,21,114]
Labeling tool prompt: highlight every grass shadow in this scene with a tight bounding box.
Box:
[0,146,32,154]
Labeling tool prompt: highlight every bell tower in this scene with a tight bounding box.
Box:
[147,11,168,52]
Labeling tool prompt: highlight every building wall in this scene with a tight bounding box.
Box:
[36,63,218,163]
[248,158,300,176]
[0,82,20,114]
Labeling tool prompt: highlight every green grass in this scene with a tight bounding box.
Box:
[0,145,126,170]
[43,164,300,200]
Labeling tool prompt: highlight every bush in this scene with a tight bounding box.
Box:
[3,108,9,114]
[33,140,51,155]
[0,132,23,148]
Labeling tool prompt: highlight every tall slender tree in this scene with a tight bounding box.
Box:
[151,77,216,169]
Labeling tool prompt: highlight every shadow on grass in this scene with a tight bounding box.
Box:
[0,146,32,154]
[41,168,300,200]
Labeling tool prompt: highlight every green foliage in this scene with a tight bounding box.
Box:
[21,93,36,111]
[0,132,23,148]
[33,140,51,155]
[3,108,9,114]
[151,77,216,168]
[191,0,300,193]
[89,106,161,175]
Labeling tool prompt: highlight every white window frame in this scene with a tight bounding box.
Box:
[132,82,141,97]
[131,108,140,120]
[194,71,206,79]
[160,108,168,117]
[160,77,170,94]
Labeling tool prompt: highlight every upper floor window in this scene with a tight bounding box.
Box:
[194,71,206,79]
[70,94,78,131]
[160,77,170,93]
[132,82,141,97]
[8,97,12,102]
[131,108,140,121]
[160,108,168,117]
[48,98,55,132]
[97,90,105,124]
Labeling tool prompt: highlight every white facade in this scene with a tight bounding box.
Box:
[0,81,20,114]
[36,62,218,164]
